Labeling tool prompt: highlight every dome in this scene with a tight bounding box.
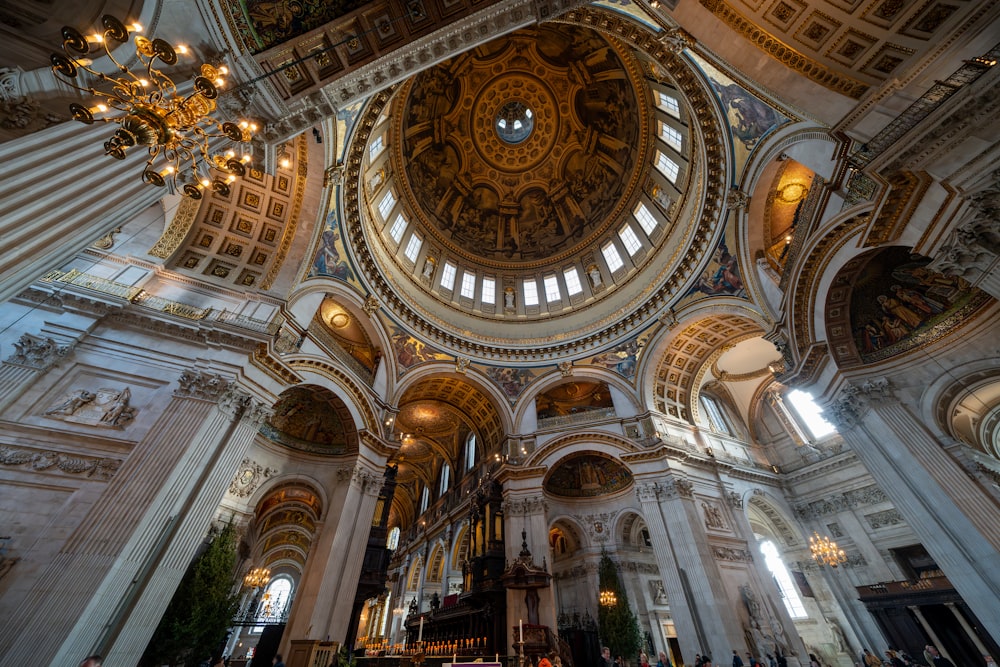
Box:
[346,22,725,362]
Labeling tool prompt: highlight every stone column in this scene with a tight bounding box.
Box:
[908,606,953,662]
[0,370,261,667]
[828,378,1000,640]
[945,602,990,656]
[282,461,385,655]
[635,480,706,662]
[442,524,454,600]
[0,332,74,411]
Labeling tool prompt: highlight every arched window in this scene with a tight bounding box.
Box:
[253,575,294,631]
[759,540,808,619]
[387,526,400,550]
[787,389,835,439]
[419,485,430,514]
[439,463,451,496]
[465,433,477,471]
[700,394,732,435]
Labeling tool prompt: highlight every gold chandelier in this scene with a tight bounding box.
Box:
[599,589,617,606]
[244,566,271,588]
[50,14,256,199]
[809,532,847,568]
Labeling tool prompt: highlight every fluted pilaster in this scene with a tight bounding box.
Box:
[827,378,1000,639]
[0,370,255,667]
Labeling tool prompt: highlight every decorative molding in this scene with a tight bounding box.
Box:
[3,333,73,370]
[0,444,121,480]
[696,1,868,98]
[148,196,201,259]
[703,500,726,529]
[262,134,308,289]
[229,458,278,498]
[252,343,302,385]
[727,490,744,508]
[574,511,616,543]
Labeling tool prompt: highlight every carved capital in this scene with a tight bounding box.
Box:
[455,357,470,374]
[928,177,1000,281]
[176,370,231,401]
[4,333,72,370]
[727,491,744,508]
[352,464,385,495]
[218,386,253,419]
[827,383,867,430]
[635,481,659,502]
[558,361,573,377]
[727,188,750,210]
[658,27,694,54]
[243,400,274,428]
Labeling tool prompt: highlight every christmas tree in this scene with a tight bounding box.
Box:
[597,551,642,664]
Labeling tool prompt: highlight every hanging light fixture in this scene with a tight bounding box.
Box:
[50,14,256,199]
[244,566,271,588]
[809,532,847,568]
[599,589,617,606]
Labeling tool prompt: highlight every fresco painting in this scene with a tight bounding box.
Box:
[545,454,633,498]
[850,247,989,364]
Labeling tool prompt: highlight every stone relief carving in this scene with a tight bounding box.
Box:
[794,484,888,519]
[218,386,253,419]
[504,496,547,515]
[363,295,380,316]
[650,579,669,603]
[0,444,121,479]
[558,361,573,377]
[827,522,843,538]
[703,501,725,529]
[176,371,231,400]
[229,458,278,498]
[727,491,744,508]
[727,188,750,210]
[43,386,137,429]
[455,357,470,374]
[4,333,72,370]
[865,508,904,529]
[658,27,694,54]
[576,511,615,543]
[712,545,754,562]
[929,171,1000,282]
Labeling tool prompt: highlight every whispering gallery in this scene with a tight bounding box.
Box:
[1,0,1000,665]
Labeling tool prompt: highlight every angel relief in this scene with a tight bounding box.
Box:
[43,386,137,429]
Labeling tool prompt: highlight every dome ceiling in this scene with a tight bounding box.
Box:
[344,15,727,362]
[394,24,646,268]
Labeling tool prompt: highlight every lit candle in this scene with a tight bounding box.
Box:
[519,619,523,643]
[418,616,424,643]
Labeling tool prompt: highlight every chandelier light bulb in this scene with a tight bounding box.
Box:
[130,22,143,33]
[176,44,188,54]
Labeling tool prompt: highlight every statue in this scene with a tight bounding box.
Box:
[44,389,95,416]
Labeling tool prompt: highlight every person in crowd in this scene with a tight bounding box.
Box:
[615,654,625,667]
[695,653,703,667]
[602,647,614,667]
[863,649,882,667]
[885,650,905,667]
[808,654,821,667]
[925,646,955,667]
[734,650,745,667]
[78,656,102,667]
[657,651,672,667]
[274,654,287,667]
[767,654,777,667]
[640,651,650,667]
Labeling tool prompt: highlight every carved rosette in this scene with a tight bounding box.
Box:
[4,333,72,370]
[229,458,278,498]
[176,370,232,401]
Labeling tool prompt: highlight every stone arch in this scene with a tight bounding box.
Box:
[745,490,803,549]
[920,357,1000,457]
[616,510,650,549]
[451,524,470,570]
[527,430,641,470]
[426,542,446,583]
[249,479,326,578]
[548,515,589,557]
[406,554,423,591]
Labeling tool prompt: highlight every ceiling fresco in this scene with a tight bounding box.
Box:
[392,24,648,267]
[535,381,613,421]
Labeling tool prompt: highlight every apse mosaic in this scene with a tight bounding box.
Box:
[389,327,450,373]
[688,53,788,176]
[336,102,363,163]
[545,454,633,498]
[261,385,357,454]
[680,231,747,303]
[850,247,990,364]
[535,381,614,421]
[310,210,361,287]
[587,330,652,381]
[484,366,541,402]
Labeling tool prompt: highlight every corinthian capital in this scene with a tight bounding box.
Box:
[218,386,253,419]
[176,370,231,401]
[5,333,72,370]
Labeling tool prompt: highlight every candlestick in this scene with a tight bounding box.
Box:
[519,618,523,643]
[418,616,424,643]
